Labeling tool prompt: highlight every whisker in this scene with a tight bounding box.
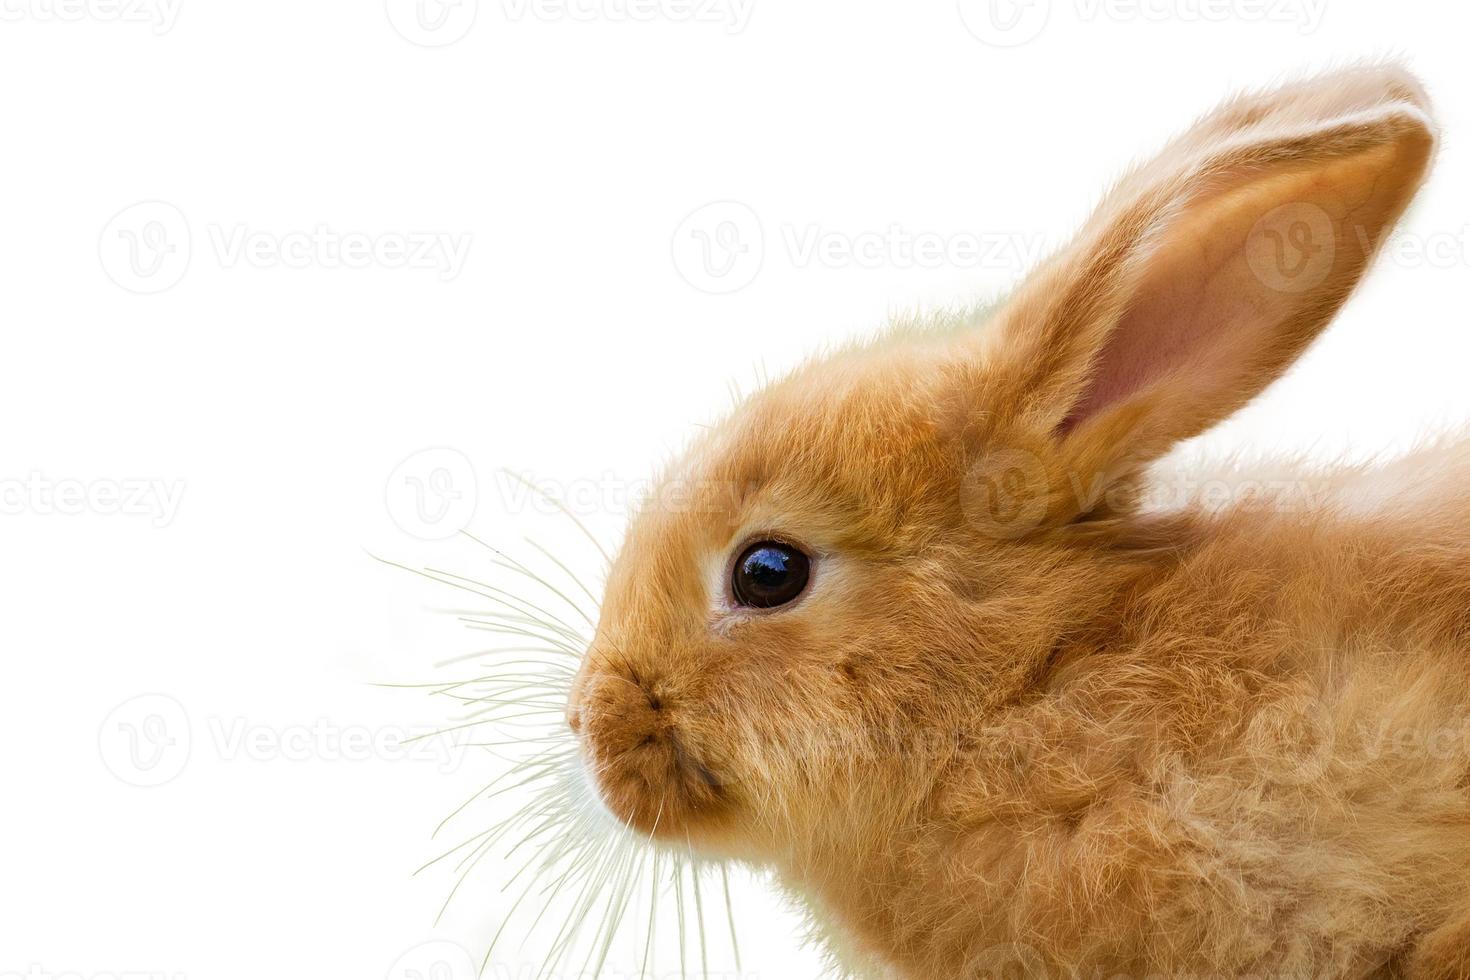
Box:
[414,826,495,876]
[499,469,613,568]
[460,530,598,629]
[427,566,587,642]
[433,645,571,669]
[386,535,743,978]
[524,536,603,614]
[692,857,711,978]
[723,863,743,972]
[458,620,580,656]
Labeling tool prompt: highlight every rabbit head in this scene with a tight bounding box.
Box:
[565,65,1436,869]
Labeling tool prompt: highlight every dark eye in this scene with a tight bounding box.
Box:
[731,541,811,609]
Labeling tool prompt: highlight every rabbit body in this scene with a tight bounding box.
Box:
[567,64,1470,978]
[791,444,1470,978]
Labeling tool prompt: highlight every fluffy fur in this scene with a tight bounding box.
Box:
[567,64,1470,977]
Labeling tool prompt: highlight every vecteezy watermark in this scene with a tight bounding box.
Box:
[971,942,1049,979]
[386,944,762,980]
[961,448,1053,540]
[672,201,1053,293]
[386,0,755,46]
[422,462,755,525]
[494,468,763,521]
[782,224,1053,273]
[487,461,1333,528]
[672,201,765,294]
[1377,226,1470,270]
[386,448,479,540]
[500,0,756,32]
[99,694,192,788]
[495,468,647,517]
[0,0,183,34]
[0,474,186,528]
[956,0,1051,46]
[385,0,479,47]
[0,969,188,980]
[206,225,473,280]
[958,0,1326,47]
[483,970,760,980]
[386,942,478,980]
[958,448,1336,539]
[100,694,468,787]
[1247,206,1470,287]
[99,201,191,294]
[1247,697,1470,789]
[207,717,464,772]
[99,202,474,294]
[1245,201,1336,294]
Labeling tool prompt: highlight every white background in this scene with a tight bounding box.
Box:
[3,1,1469,978]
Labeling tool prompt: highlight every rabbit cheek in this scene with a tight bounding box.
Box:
[575,670,723,837]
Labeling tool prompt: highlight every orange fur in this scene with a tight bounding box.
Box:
[568,64,1470,977]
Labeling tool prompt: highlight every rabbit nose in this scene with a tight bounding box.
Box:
[566,658,593,733]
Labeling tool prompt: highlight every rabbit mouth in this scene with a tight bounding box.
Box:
[572,670,727,838]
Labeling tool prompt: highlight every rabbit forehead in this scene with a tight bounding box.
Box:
[596,343,974,631]
[695,341,980,521]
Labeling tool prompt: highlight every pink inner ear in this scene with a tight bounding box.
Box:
[1053,163,1351,438]
[1052,136,1424,440]
[1058,232,1254,435]
[1059,292,1208,434]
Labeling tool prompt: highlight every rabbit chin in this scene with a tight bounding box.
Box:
[573,690,732,843]
[579,732,733,843]
[567,653,748,847]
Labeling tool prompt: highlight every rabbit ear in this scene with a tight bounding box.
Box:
[983,64,1435,502]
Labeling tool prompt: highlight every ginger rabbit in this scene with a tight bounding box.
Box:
[567,64,1470,978]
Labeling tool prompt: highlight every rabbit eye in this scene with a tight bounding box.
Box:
[731,541,810,609]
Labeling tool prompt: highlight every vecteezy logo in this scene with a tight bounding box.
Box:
[972,942,1050,978]
[385,941,478,980]
[957,0,1051,47]
[671,200,764,294]
[1244,694,1335,788]
[385,447,478,539]
[1245,201,1336,294]
[99,201,191,294]
[961,447,1051,539]
[99,694,192,787]
[385,0,478,47]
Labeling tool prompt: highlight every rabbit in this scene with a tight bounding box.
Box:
[564,63,1470,978]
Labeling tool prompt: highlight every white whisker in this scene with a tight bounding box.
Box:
[390,535,742,979]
